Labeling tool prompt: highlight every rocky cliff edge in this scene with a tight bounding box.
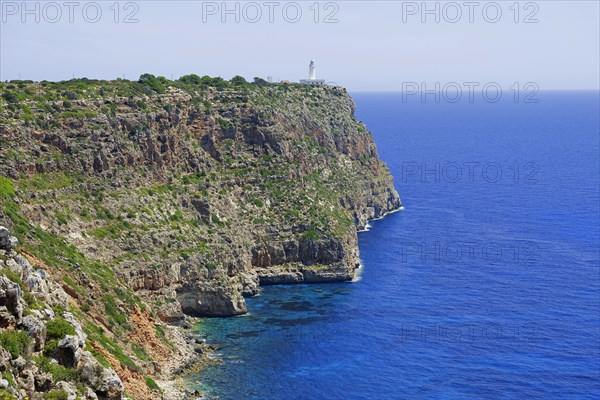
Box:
[0,77,400,398]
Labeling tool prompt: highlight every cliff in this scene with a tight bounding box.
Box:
[0,76,400,399]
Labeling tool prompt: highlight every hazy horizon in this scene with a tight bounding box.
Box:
[1,1,599,91]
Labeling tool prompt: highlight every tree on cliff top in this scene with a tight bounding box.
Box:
[252,77,268,86]
[230,75,248,87]
[178,74,202,85]
[138,73,167,93]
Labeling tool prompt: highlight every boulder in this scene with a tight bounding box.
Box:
[63,312,87,346]
[0,275,24,323]
[7,236,18,250]
[20,315,46,351]
[25,270,49,299]
[11,356,26,371]
[57,335,82,368]
[55,381,78,400]
[0,227,18,251]
[0,226,10,249]
[46,281,69,308]
[191,198,211,223]
[0,306,16,328]
[13,255,31,274]
[239,272,260,297]
[84,387,99,400]
[77,350,124,399]
[34,371,53,392]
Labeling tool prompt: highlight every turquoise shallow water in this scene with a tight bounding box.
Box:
[190,92,600,399]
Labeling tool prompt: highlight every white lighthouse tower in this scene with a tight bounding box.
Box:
[301,60,325,85]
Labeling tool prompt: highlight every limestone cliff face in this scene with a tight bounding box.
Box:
[0,80,401,321]
[0,226,127,399]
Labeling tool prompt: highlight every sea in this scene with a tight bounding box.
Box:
[189,91,600,399]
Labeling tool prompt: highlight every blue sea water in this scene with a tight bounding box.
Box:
[191,92,600,399]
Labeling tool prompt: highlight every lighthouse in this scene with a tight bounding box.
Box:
[300,60,325,85]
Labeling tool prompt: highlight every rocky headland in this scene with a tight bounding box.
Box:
[0,76,400,399]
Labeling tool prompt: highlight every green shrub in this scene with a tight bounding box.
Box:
[301,230,319,240]
[253,77,268,85]
[35,356,77,382]
[144,376,161,392]
[44,317,76,356]
[46,317,76,340]
[55,211,69,225]
[87,330,139,371]
[85,343,111,368]
[1,372,15,388]
[81,301,91,312]
[205,262,218,270]
[0,389,16,400]
[58,110,97,119]
[0,330,31,358]
[252,198,264,207]
[90,224,123,240]
[169,210,183,222]
[138,74,166,94]
[103,295,127,326]
[64,91,78,100]
[132,343,149,361]
[80,208,90,219]
[17,172,73,191]
[0,176,15,199]
[23,291,41,308]
[218,118,230,130]
[1,268,23,289]
[154,325,173,349]
[45,389,69,400]
[178,74,201,85]
[1,92,19,103]
[230,75,248,86]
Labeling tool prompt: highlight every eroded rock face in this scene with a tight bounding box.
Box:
[19,315,46,351]
[0,84,401,319]
[239,272,260,297]
[120,266,180,291]
[57,335,82,368]
[176,281,246,317]
[0,226,18,251]
[0,226,126,400]
[190,198,211,223]
[257,268,304,285]
[0,275,24,325]
[33,371,52,392]
[77,350,124,399]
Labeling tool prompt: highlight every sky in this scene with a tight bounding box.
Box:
[0,1,599,91]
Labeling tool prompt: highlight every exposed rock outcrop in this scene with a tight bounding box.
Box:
[1,81,400,320]
[0,78,401,398]
[0,226,126,400]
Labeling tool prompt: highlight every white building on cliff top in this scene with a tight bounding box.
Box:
[300,61,325,85]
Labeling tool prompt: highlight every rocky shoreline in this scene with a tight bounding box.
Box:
[182,203,404,397]
[154,319,214,400]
